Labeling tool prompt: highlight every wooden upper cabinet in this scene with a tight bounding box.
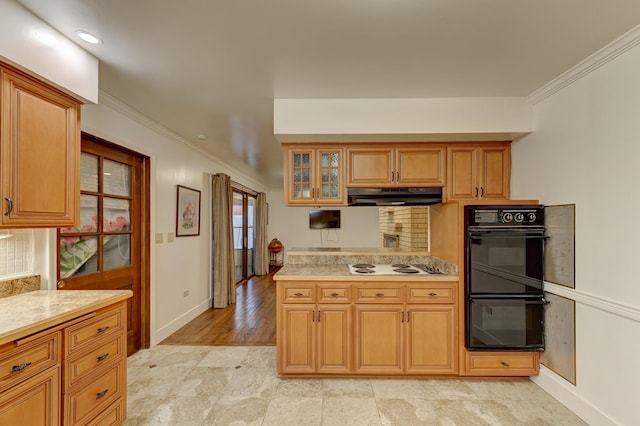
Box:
[347,145,444,187]
[446,144,510,201]
[0,64,80,227]
[283,145,345,206]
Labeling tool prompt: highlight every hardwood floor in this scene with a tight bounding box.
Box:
[160,268,278,346]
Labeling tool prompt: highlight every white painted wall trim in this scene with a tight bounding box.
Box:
[544,282,640,323]
[532,366,618,426]
[527,24,640,105]
[152,299,210,345]
[98,90,268,193]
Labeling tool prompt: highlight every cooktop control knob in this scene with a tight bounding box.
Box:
[503,212,513,223]
[528,212,537,223]
[514,213,524,223]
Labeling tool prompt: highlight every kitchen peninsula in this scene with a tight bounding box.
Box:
[0,290,132,425]
[274,247,540,379]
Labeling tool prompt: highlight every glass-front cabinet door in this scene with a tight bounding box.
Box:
[284,145,345,206]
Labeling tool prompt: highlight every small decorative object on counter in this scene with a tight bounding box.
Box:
[268,238,284,267]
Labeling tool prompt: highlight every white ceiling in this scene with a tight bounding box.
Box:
[15,0,640,189]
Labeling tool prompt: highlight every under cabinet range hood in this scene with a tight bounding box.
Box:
[347,187,443,206]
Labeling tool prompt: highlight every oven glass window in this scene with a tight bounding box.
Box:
[468,298,544,350]
[468,234,543,294]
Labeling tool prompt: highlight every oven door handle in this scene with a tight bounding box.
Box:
[469,233,548,239]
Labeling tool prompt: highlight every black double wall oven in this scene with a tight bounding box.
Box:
[465,205,546,351]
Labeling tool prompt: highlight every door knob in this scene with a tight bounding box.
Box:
[57,280,66,289]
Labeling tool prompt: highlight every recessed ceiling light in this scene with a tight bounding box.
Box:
[76,30,102,44]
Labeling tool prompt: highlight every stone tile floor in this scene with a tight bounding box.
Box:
[124,345,587,425]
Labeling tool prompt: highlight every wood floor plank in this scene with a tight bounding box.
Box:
[160,268,278,346]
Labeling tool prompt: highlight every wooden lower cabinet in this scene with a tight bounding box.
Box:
[0,299,127,425]
[280,304,351,374]
[354,305,403,373]
[405,306,456,374]
[463,351,540,377]
[0,366,60,425]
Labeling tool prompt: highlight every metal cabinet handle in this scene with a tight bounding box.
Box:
[294,292,303,296]
[480,187,485,197]
[97,326,110,333]
[4,197,12,216]
[330,293,339,297]
[474,187,479,198]
[375,293,384,297]
[10,362,32,373]
[317,310,320,322]
[401,311,404,322]
[428,292,437,297]
[97,353,110,363]
[96,389,109,400]
[501,361,510,367]
[396,171,400,182]
[407,311,411,322]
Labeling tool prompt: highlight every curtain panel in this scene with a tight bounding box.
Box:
[212,173,236,308]
[254,193,269,275]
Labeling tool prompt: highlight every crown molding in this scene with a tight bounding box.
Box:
[96,89,267,192]
[527,24,640,105]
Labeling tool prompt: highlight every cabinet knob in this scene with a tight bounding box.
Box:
[57,280,66,289]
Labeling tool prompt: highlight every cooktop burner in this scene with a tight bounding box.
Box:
[352,263,375,269]
[353,268,375,274]
[392,264,411,268]
[393,267,419,274]
[348,264,431,275]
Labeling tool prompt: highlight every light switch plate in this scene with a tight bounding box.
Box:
[155,233,163,244]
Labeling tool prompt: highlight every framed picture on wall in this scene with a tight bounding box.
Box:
[176,185,201,237]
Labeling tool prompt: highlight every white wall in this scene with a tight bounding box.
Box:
[511,30,640,426]
[0,0,98,102]
[267,190,379,256]
[81,93,268,345]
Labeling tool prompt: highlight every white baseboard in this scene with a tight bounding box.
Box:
[532,366,618,426]
[151,299,210,346]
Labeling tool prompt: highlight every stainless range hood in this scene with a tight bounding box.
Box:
[347,187,443,206]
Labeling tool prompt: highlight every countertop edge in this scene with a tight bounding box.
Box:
[273,274,458,282]
[0,290,133,346]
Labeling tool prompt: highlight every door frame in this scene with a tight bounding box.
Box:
[77,132,151,349]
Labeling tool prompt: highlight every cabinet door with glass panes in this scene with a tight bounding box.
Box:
[283,145,345,206]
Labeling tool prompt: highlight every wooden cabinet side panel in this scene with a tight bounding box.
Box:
[0,366,60,426]
[354,305,403,373]
[405,306,457,374]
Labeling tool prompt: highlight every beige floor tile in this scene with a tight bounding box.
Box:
[205,396,270,425]
[322,378,374,398]
[128,345,210,368]
[322,397,381,425]
[197,346,250,367]
[371,378,426,399]
[224,366,280,398]
[276,378,324,397]
[242,346,277,368]
[421,379,479,401]
[169,366,235,397]
[376,398,439,425]
[127,365,193,400]
[144,395,218,425]
[124,395,166,426]
[262,396,323,426]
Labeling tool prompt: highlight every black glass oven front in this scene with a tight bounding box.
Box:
[467,297,544,350]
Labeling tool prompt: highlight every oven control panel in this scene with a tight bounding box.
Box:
[466,205,544,227]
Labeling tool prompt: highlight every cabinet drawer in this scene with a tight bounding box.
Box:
[465,352,540,376]
[65,335,123,389]
[355,286,403,303]
[281,284,315,303]
[65,362,124,425]
[66,305,124,356]
[86,399,125,426]
[318,286,351,303]
[407,285,456,304]
[0,331,60,392]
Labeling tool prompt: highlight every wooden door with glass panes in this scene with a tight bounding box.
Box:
[57,134,145,355]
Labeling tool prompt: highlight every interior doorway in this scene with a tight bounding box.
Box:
[232,188,257,284]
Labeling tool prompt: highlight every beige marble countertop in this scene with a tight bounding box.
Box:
[274,265,458,282]
[0,290,132,346]
[287,247,430,256]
